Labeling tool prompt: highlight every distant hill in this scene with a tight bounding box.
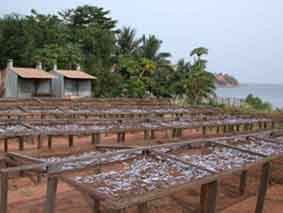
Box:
[214,73,239,87]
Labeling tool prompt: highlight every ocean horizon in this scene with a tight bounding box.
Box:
[216,83,283,108]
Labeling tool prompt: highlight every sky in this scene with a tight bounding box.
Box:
[1,0,283,84]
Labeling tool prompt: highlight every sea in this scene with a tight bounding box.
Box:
[216,83,283,109]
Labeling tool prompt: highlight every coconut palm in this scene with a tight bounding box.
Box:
[116,27,141,56]
[138,35,171,65]
[190,47,208,59]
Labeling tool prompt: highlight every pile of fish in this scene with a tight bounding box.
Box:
[73,156,209,198]
[179,147,262,172]
[0,125,32,135]
[0,108,23,113]
[34,124,115,134]
[232,140,283,156]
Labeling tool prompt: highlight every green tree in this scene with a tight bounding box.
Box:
[32,43,83,70]
[183,47,216,104]
[59,5,116,30]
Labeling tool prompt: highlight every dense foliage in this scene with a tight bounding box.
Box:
[244,94,272,112]
[0,5,216,103]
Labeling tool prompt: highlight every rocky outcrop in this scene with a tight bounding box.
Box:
[214,73,239,87]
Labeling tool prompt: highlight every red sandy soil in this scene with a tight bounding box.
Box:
[222,185,283,213]
[2,129,283,213]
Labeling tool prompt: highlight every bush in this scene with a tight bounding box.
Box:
[245,94,272,112]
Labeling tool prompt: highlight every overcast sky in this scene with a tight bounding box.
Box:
[1,0,283,84]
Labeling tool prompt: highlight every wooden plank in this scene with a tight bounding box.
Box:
[0,173,8,213]
[239,170,248,195]
[44,176,58,213]
[7,152,44,164]
[200,180,218,213]
[255,162,272,213]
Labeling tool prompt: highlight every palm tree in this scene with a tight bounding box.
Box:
[139,35,171,65]
[116,27,141,56]
[190,47,208,59]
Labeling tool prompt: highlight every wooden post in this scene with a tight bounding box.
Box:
[236,124,240,132]
[117,133,121,143]
[0,173,8,213]
[106,210,125,213]
[150,130,155,140]
[271,122,275,129]
[255,162,272,213]
[202,126,207,136]
[37,135,42,149]
[121,132,126,143]
[216,126,220,135]
[48,136,52,149]
[200,180,218,213]
[44,177,58,213]
[144,130,149,140]
[3,139,8,153]
[250,123,253,131]
[18,136,24,151]
[258,122,262,130]
[223,125,227,134]
[92,198,101,213]
[262,122,266,129]
[239,170,248,195]
[138,202,149,213]
[229,125,234,133]
[172,129,177,138]
[68,135,74,147]
[91,134,96,144]
[177,128,183,137]
[95,133,101,144]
